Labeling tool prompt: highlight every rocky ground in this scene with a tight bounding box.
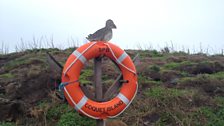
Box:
[0,48,224,126]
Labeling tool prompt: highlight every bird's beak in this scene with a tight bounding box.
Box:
[113,24,117,29]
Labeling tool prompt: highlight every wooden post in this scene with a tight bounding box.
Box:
[94,57,105,126]
[93,54,139,126]
[104,54,140,100]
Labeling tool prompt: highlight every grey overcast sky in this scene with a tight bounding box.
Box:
[0,0,224,53]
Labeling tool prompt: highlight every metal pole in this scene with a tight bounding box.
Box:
[94,57,105,126]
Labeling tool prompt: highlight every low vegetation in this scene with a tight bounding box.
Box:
[0,47,224,126]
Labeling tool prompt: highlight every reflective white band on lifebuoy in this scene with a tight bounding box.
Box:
[104,43,136,74]
[117,52,128,63]
[117,93,129,105]
[63,42,97,76]
[75,95,88,111]
[64,87,99,119]
[72,50,87,64]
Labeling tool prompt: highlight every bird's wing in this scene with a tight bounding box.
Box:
[86,27,108,41]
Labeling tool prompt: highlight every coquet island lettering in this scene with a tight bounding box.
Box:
[85,100,124,113]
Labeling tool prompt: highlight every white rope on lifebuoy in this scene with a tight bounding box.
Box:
[104,43,136,75]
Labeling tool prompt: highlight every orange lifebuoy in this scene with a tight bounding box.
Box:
[61,42,138,119]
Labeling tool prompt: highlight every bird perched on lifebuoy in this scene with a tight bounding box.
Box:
[86,19,116,42]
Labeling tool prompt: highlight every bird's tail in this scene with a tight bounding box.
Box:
[86,34,93,41]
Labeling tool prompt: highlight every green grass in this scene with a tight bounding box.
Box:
[147,80,162,85]
[177,76,193,84]
[180,71,191,77]
[214,96,224,106]
[155,112,174,126]
[138,72,162,84]
[138,75,151,83]
[0,122,15,126]
[25,48,61,54]
[4,58,28,70]
[0,73,14,79]
[198,107,224,126]
[47,104,70,120]
[57,112,95,126]
[46,102,96,126]
[150,50,164,57]
[210,72,224,80]
[164,61,196,70]
[171,51,188,56]
[149,65,160,72]
[139,50,151,58]
[144,86,186,99]
[164,62,180,69]
[178,73,224,86]
[139,50,163,58]
[3,55,45,71]
[1,48,224,126]
[79,69,93,85]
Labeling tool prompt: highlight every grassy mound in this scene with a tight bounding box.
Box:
[0,48,224,126]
